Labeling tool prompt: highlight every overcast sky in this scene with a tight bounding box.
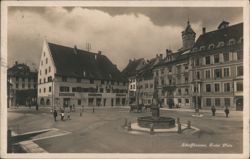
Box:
[8,7,242,70]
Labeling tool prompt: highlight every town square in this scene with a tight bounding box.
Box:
[1,1,249,159]
[8,106,243,153]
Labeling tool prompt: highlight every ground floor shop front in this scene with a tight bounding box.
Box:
[156,95,243,111]
[193,95,243,111]
[8,89,37,107]
[38,92,128,109]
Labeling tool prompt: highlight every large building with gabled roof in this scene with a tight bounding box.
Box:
[38,41,127,109]
[153,20,243,110]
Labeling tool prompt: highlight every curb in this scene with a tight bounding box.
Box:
[19,140,47,153]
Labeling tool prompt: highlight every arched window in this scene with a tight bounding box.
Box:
[46,99,50,105]
[40,98,45,105]
[238,37,243,44]
[217,41,225,47]
[192,47,198,52]
[208,44,215,50]
[228,38,236,45]
[199,46,206,51]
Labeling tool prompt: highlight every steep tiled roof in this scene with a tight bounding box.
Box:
[48,42,125,81]
[155,49,190,67]
[154,22,243,68]
[192,23,243,51]
[122,58,145,78]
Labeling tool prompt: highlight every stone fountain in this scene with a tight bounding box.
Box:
[137,88,175,129]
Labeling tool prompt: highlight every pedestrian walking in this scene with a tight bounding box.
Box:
[211,105,216,116]
[61,109,65,121]
[224,107,230,118]
[67,110,71,120]
[80,105,84,116]
[53,110,58,121]
[70,105,72,112]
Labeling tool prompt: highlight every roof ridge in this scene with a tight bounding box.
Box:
[201,22,243,36]
[47,41,100,56]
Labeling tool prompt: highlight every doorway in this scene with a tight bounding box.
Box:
[63,98,70,108]
[236,97,243,111]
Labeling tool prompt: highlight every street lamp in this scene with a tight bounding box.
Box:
[194,58,199,113]
[51,78,55,111]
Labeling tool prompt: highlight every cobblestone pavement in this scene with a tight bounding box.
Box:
[8,106,243,153]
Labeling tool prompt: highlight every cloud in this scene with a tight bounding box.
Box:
[7,7,241,71]
[85,7,242,28]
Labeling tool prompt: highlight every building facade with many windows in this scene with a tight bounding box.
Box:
[122,58,146,104]
[38,41,127,109]
[7,62,38,107]
[189,21,243,110]
[153,21,243,110]
[154,20,196,109]
[122,55,162,106]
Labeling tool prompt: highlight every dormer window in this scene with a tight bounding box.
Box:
[238,37,243,44]
[217,41,225,47]
[208,44,215,50]
[228,38,236,45]
[199,46,206,51]
[192,47,198,52]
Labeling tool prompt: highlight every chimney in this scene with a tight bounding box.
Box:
[166,49,172,55]
[73,45,78,54]
[98,51,102,55]
[15,61,18,65]
[159,54,163,59]
[202,27,206,34]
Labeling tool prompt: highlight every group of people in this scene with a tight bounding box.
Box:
[53,108,71,121]
[211,105,230,117]
[53,105,85,121]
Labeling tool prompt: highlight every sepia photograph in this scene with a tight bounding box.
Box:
[1,0,249,159]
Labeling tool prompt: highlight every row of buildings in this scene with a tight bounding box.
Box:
[124,20,243,110]
[8,42,128,109]
[7,62,37,107]
[7,20,243,110]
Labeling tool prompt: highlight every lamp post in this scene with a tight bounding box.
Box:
[51,78,55,111]
[194,58,199,113]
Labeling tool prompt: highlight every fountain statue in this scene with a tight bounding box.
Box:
[137,82,175,129]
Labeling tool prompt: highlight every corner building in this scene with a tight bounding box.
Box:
[38,41,127,108]
[190,21,243,110]
[153,21,243,110]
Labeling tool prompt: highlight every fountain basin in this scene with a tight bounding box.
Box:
[137,116,175,129]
